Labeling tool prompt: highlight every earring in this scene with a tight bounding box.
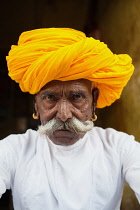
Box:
[91,113,97,121]
[32,113,38,119]
[91,102,97,121]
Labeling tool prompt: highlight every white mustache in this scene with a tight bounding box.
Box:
[38,117,94,135]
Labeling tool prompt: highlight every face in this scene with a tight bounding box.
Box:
[35,79,94,146]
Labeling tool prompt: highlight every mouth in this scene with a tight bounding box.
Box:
[53,129,76,139]
[57,128,70,132]
[55,129,72,134]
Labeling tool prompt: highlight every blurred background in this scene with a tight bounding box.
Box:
[0,0,140,209]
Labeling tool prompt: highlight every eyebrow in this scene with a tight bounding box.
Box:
[69,90,87,95]
[40,90,88,99]
[40,91,58,99]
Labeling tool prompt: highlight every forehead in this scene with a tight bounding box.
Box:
[39,79,93,93]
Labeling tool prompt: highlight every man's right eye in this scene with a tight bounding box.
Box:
[42,94,56,101]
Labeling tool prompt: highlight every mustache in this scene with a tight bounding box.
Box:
[38,117,94,135]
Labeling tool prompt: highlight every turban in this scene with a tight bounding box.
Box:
[6,28,134,108]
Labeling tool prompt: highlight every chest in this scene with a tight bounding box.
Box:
[12,150,123,210]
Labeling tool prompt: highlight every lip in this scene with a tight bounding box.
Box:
[53,130,76,138]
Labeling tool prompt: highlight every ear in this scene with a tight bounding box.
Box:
[92,88,99,112]
[33,95,39,117]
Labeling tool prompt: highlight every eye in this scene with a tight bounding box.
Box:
[42,94,56,101]
[72,93,85,101]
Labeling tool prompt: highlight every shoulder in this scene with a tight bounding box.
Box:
[0,129,38,143]
[89,126,134,140]
[0,129,42,170]
[0,129,39,153]
[88,127,140,169]
[88,126,136,152]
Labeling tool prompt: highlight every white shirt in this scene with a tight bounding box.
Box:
[0,127,140,210]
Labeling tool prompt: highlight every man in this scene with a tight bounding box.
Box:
[0,27,139,210]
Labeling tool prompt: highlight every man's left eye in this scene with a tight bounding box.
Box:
[72,94,83,100]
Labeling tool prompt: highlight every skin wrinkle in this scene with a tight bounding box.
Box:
[35,79,98,146]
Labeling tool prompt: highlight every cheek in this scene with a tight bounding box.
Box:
[38,106,57,123]
[79,101,92,120]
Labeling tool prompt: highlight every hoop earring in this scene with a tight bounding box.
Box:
[91,102,97,121]
[32,113,38,119]
[91,113,97,121]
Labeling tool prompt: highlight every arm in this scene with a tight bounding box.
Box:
[0,141,11,197]
[0,135,20,198]
[122,136,140,203]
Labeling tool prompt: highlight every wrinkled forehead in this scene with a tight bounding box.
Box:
[39,79,93,94]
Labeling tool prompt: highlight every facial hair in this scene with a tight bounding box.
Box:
[38,117,94,135]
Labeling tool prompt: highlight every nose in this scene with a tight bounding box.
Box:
[56,99,73,122]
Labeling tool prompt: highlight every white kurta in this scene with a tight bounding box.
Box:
[0,127,140,210]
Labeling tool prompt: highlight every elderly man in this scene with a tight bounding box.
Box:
[0,28,140,210]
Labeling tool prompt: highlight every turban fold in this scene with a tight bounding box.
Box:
[6,28,134,108]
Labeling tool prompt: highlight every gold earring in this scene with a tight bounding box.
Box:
[32,113,38,119]
[91,114,97,121]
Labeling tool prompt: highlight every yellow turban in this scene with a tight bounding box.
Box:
[6,28,134,108]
